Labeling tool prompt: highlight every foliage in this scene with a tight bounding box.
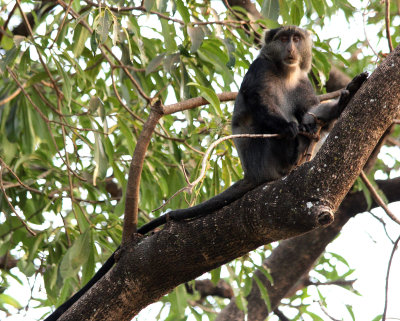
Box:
[0,0,398,320]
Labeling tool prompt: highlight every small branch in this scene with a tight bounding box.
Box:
[360,171,400,225]
[382,234,400,321]
[385,0,394,52]
[122,101,164,243]
[0,87,22,107]
[49,0,73,49]
[163,91,339,116]
[368,211,395,243]
[153,133,279,212]
[273,308,290,321]
[318,89,342,102]
[0,157,42,195]
[0,2,17,41]
[163,92,238,115]
[319,301,341,321]
[0,163,36,236]
[386,136,400,147]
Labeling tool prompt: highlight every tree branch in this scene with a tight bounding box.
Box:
[122,101,164,242]
[216,177,400,321]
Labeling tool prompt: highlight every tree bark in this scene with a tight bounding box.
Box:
[215,177,400,321]
[58,46,400,321]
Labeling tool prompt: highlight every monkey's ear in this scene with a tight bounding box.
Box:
[263,27,282,44]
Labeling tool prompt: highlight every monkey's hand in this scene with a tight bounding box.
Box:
[281,121,299,138]
[298,122,317,135]
[337,71,369,113]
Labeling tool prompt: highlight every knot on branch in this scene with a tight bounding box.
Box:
[314,206,334,226]
[150,99,165,116]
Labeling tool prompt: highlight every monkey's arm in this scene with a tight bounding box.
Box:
[303,72,368,125]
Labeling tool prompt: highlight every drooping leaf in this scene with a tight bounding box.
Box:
[60,229,91,279]
[261,0,280,21]
[187,25,204,53]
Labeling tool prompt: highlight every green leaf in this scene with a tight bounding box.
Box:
[27,233,44,263]
[345,304,355,321]
[176,0,190,23]
[72,23,90,57]
[0,293,22,309]
[371,315,383,321]
[290,2,301,25]
[0,46,19,72]
[253,274,271,312]
[187,82,222,116]
[187,25,204,53]
[0,32,14,50]
[118,117,136,155]
[60,229,91,279]
[112,13,119,46]
[53,58,72,107]
[211,267,221,285]
[311,0,325,17]
[261,0,280,21]
[305,311,324,321]
[5,102,20,143]
[81,231,95,285]
[97,10,112,43]
[144,0,155,11]
[93,131,108,183]
[146,53,166,75]
[90,32,98,53]
[357,176,372,210]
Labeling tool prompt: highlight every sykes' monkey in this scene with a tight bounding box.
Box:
[138,26,367,234]
[44,26,367,321]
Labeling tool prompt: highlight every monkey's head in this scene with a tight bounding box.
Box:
[261,26,313,73]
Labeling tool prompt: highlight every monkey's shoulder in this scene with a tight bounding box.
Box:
[240,57,276,91]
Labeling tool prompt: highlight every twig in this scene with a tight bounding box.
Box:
[153,133,279,212]
[164,92,237,115]
[0,87,22,106]
[386,136,400,147]
[318,301,341,321]
[368,211,395,244]
[49,0,73,49]
[0,164,36,236]
[382,234,400,321]
[0,2,16,41]
[7,67,87,182]
[360,171,400,225]
[385,0,394,52]
[16,0,63,97]
[318,89,342,102]
[393,119,400,124]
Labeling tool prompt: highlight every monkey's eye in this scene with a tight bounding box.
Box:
[293,36,300,43]
[280,36,289,42]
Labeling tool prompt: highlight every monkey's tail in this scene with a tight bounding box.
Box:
[43,249,118,321]
[138,178,260,235]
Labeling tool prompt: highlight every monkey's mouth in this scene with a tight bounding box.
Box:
[284,57,298,65]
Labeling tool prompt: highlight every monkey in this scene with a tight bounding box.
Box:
[44,26,367,320]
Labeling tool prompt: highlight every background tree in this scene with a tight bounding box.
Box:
[0,0,399,320]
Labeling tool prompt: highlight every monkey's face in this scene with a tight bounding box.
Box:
[262,26,313,73]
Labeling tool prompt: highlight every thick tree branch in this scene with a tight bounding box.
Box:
[215,177,400,321]
[58,46,400,321]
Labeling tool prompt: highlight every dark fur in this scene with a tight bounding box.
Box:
[44,26,367,320]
